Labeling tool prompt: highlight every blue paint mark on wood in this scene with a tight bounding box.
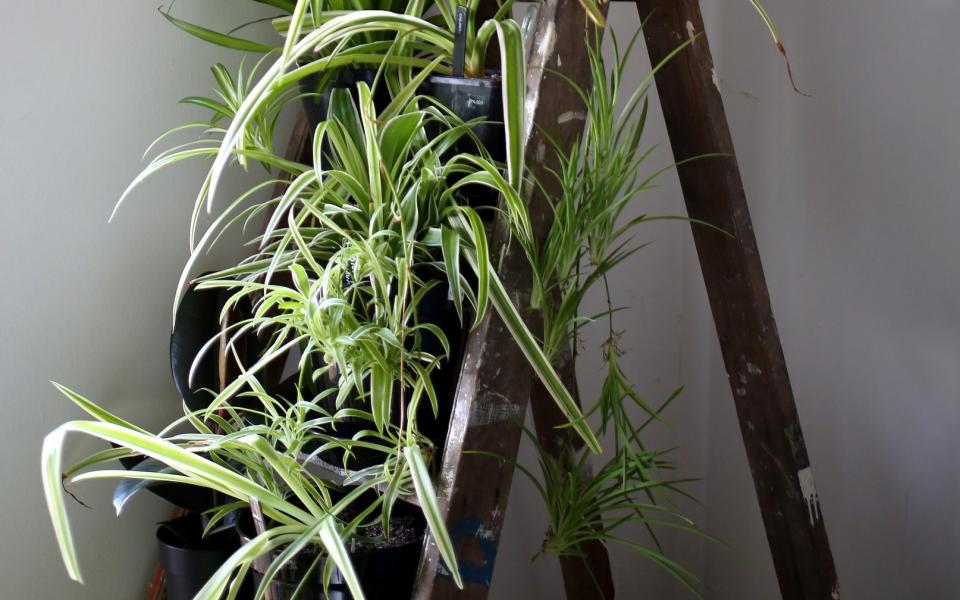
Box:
[438,515,498,586]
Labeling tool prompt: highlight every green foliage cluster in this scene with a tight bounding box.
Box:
[33,1,783,597]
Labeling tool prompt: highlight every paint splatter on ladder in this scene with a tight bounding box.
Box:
[797,467,821,526]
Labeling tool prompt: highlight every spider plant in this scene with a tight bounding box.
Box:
[161,0,608,49]
[191,4,528,204]
[164,0,527,83]
[159,0,419,54]
[503,28,722,596]
[40,1,751,595]
[43,58,600,598]
[189,81,513,434]
[116,4,590,449]
[44,95,466,600]
[162,0,795,86]
[43,380,450,600]
[187,72,598,448]
[519,427,708,595]
[158,0,530,196]
[122,4,518,243]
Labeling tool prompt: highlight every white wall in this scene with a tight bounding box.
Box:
[4,1,959,599]
[0,2,274,598]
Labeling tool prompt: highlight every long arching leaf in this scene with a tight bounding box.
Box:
[404,445,463,588]
[160,8,276,53]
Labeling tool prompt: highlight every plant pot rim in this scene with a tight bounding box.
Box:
[427,73,502,87]
[236,510,424,557]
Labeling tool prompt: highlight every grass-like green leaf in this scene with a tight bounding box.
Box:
[482,264,601,454]
[453,206,488,328]
[404,445,462,588]
[160,7,276,53]
[370,364,393,432]
[317,518,366,599]
[440,225,463,322]
[474,19,525,191]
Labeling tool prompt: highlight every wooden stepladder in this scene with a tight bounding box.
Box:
[411,1,841,600]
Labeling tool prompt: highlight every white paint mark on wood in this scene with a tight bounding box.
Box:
[686,20,696,42]
[798,467,821,526]
[540,20,556,60]
[831,584,840,599]
[746,362,762,375]
[476,524,498,541]
[557,110,585,124]
[712,67,720,90]
[523,20,556,144]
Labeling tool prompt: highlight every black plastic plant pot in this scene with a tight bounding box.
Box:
[115,278,227,512]
[299,68,392,128]
[157,512,246,600]
[238,510,424,599]
[422,74,505,208]
[116,447,217,511]
[171,277,228,414]
[408,278,467,453]
[423,75,505,161]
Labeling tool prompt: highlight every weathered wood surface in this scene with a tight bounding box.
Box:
[633,2,840,598]
[413,1,613,597]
